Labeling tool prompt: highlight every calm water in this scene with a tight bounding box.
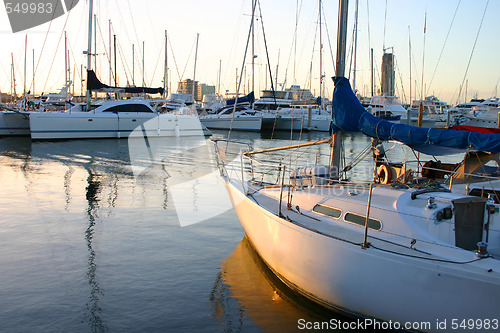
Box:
[0,131,371,332]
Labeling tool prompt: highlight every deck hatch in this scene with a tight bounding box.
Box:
[344,212,382,230]
[312,204,342,218]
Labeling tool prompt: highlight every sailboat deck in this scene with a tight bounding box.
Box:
[241,182,500,270]
[247,185,444,260]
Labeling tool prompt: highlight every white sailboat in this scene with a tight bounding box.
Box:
[268,106,331,132]
[199,105,263,132]
[213,1,500,330]
[28,1,210,140]
[0,109,30,135]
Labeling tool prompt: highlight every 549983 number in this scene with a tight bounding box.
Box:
[5,2,53,14]
[451,318,499,330]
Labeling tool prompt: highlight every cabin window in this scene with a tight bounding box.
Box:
[312,204,342,218]
[344,213,382,230]
[103,104,154,113]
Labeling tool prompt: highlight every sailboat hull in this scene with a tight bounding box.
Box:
[226,180,500,332]
[272,116,331,132]
[0,111,30,136]
[200,116,262,131]
[29,112,206,139]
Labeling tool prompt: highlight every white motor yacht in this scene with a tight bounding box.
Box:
[459,97,500,129]
[199,105,262,131]
[29,99,210,140]
[265,106,331,132]
[369,95,436,128]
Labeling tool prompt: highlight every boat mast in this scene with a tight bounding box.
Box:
[109,20,112,86]
[192,33,199,103]
[32,49,35,96]
[114,35,117,87]
[330,0,349,179]
[86,0,93,107]
[142,41,145,87]
[370,48,374,97]
[408,26,412,108]
[252,0,255,97]
[11,53,16,102]
[132,44,135,86]
[319,0,323,109]
[217,59,221,95]
[65,31,68,99]
[352,0,359,94]
[93,14,97,79]
[163,30,168,99]
[23,35,27,111]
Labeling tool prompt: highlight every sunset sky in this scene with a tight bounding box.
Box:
[0,0,498,105]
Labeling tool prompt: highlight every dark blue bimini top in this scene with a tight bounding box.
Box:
[332,77,500,155]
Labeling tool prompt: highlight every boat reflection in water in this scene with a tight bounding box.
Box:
[212,237,355,332]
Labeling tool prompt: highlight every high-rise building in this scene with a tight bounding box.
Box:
[177,79,198,97]
[177,79,215,102]
[381,52,395,96]
[197,84,215,101]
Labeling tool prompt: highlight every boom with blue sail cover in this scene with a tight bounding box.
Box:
[332,77,500,155]
[87,70,164,95]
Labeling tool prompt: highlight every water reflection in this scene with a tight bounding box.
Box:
[84,168,107,332]
[63,166,74,209]
[213,237,355,332]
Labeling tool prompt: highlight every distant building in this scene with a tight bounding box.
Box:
[381,52,395,96]
[197,84,215,102]
[177,79,215,102]
[177,79,198,97]
[287,85,315,101]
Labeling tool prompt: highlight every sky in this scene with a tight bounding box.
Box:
[0,0,498,105]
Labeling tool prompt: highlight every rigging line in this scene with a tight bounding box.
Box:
[256,0,279,144]
[143,0,159,50]
[495,76,500,97]
[382,0,388,51]
[32,0,71,92]
[321,2,336,74]
[293,0,299,84]
[426,0,462,96]
[306,17,319,91]
[227,0,257,142]
[66,39,83,88]
[113,0,133,47]
[284,0,304,88]
[179,38,196,83]
[394,57,407,104]
[346,16,356,81]
[420,10,427,103]
[147,40,164,87]
[40,1,74,94]
[96,16,113,80]
[220,0,246,94]
[167,37,182,83]
[127,0,143,75]
[116,39,133,85]
[456,0,490,105]
[365,0,371,60]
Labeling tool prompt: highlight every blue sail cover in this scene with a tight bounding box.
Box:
[332,77,500,155]
[87,70,164,95]
[226,91,255,106]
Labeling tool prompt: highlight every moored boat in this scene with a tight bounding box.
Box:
[200,105,263,132]
[0,110,30,136]
[30,98,210,140]
[212,1,500,330]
